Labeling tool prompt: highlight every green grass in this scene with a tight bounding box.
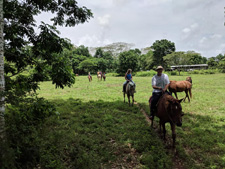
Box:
[37,73,225,168]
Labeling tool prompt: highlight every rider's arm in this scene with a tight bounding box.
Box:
[163,84,170,92]
[152,85,162,90]
[125,73,129,81]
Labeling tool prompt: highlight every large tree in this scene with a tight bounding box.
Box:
[0,0,92,151]
[151,39,175,67]
[117,50,139,74]
[0,0,5,141]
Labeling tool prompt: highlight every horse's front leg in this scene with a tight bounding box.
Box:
[132,94,134,106]
[174,92,178,99]
[123,92,125,103]
[170,123,176,148]
[128,94,130,106]
[185,90,190,102]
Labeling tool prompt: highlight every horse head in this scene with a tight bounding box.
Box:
[186,76,192,84]
[168,98,184,127]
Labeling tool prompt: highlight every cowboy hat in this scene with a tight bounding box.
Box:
[156,66,164,70]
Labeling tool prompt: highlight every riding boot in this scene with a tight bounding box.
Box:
[123,85,126,92]
[149,109,155,120]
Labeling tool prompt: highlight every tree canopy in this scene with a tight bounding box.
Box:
[3,0,93,104]
[117,50,140,74]
[151,39,175,67]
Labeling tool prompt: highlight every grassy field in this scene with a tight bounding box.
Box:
[37,73,225,169]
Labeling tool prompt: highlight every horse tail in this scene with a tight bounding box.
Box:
[189,88,192,98]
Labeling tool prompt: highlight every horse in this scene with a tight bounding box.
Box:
[149,93,184,147]
[97,74,102,81]
[123,82,135,106]
[169,80,192,102]
[186,76,192,84]
[102,74,106,81]
[88,75,92,82]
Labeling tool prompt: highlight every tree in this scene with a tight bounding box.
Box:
[186,51,205,64]
[151,39,175,67]
[1,0,93,153]
[0,0,5,141]
[73,45,91,57]
[207,57,217,68]
[139,50,154,70]
[164,52,186,67]
[218,58,225,73]
[117,50,139,74]
[78,59,97,74]
[94,48,104,58]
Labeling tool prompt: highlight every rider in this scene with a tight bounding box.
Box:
[149,66,170,120]
[88,72,92,79]
[123,69,136,93]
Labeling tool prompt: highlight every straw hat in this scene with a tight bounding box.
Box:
[156,66,164,70]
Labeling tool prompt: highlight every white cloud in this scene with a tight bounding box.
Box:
[182,28,190,33]
[210,34,222,39]
[97,14,111,27]
[199,37,207,44]
[78,34,112,47]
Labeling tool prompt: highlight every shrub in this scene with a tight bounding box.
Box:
[5,98,56,168]
[135,70,156,77]
[170,71,177,76]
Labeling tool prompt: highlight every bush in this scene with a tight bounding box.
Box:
[135,70,156,77]
[170,71,177,76]
[106,72,119,77]
[4,98,56,168]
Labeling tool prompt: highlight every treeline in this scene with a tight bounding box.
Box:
[66,39,225,75]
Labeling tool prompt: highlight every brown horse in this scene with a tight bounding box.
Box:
[102,74,106,81]
[88,75,92,82]
[149,93,184,147]
[186,76,192,84]
[169,80,192,102]
[123,82,135,106]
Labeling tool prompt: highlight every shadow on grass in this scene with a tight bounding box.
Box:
[37,98,173,169]
[30,99,178,168]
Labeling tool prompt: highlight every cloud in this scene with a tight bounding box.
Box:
[97,14,111,27]
[78,34,112,47]
[182,28,190,33]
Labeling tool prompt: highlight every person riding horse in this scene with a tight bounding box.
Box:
[149,66,170,120]
[88,72,92,82]
[123,69,136,93]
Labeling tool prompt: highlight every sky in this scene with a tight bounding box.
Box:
[36,0,225,58]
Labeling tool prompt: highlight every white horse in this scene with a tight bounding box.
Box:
[97,74,102,81]
[123,82,135,106]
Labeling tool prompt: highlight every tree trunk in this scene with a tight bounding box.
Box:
[0,0,5,140]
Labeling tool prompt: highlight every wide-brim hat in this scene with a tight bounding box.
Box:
[155,66,164,71]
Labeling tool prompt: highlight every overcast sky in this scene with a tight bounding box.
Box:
[36,0,225,58]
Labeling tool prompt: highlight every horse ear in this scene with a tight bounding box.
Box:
[178,99,184,103]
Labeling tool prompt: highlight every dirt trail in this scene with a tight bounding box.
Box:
[134,102,186,169]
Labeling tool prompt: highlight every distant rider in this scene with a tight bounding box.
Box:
[123,69,136,93]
